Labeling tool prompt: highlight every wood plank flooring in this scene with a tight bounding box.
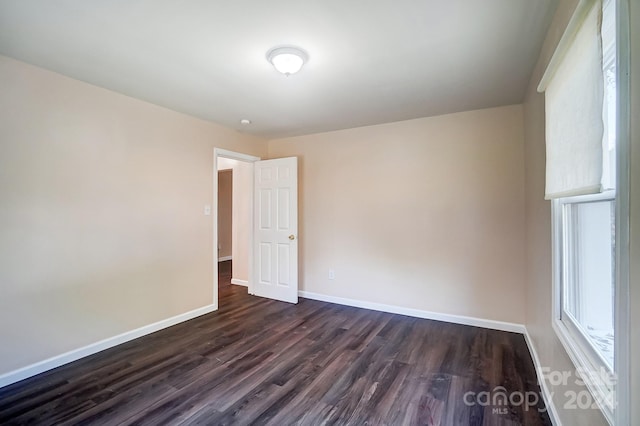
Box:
[0,261,551,425]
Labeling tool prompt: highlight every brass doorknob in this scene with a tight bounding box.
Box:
[289,235,295,240]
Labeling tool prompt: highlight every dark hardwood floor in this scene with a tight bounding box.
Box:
[0,261,550,425]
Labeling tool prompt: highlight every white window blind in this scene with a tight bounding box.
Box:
[538,0,611,200]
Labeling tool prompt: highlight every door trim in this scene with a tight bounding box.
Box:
[213,148,261,309]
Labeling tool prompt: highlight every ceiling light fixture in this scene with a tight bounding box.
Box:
[267,46,308,76]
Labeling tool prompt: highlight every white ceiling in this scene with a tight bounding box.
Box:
[0,0,557,139]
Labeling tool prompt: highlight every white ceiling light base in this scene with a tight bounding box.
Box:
[267,46,307,76]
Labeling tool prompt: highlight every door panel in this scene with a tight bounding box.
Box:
[254,157,298,303]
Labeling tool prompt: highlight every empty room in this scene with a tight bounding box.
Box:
[0,0,638,425]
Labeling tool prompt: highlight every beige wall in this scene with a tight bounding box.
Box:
[0,55,267,376]
[231,161,253,283]
[217,170,233,258]
[268,105,526,324]
[524,0,640,425]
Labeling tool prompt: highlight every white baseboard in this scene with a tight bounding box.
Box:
[218,256,232,262]
[0,304,217,389]
[297,291,526,334]
[524,330,562,426]
[231,278,248,287]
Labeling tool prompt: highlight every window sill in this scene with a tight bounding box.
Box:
[552,318,615,424]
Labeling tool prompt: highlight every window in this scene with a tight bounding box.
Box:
[555,0,617,378]
[553,189,617,419]
[557,192,615,369]
[540,0,620,423]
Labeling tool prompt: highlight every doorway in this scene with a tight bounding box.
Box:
[213,148,260,309]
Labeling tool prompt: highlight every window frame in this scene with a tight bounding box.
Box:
[552,191,616,421]
[612,1,631,425]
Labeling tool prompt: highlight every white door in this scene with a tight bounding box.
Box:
[253,157,298,303]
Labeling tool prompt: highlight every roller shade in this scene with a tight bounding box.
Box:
[538,0,607,200]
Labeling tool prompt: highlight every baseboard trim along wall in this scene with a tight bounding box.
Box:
[0,304,217,389]
[218,256,232,262]
[524,331,563,426]
[230,278,248,286]
[298,290,526,333]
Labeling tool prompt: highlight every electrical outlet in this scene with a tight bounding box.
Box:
[328,269,335,280]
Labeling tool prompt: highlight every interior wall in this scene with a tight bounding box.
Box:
[231,161,252,283]
[0,55,267,377]
[217,170,233,259]
[217,157,252,283]
[268,105,526,324]
[522,0,613,424]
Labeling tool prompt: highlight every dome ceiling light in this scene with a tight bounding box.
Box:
[267,46,308,76]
